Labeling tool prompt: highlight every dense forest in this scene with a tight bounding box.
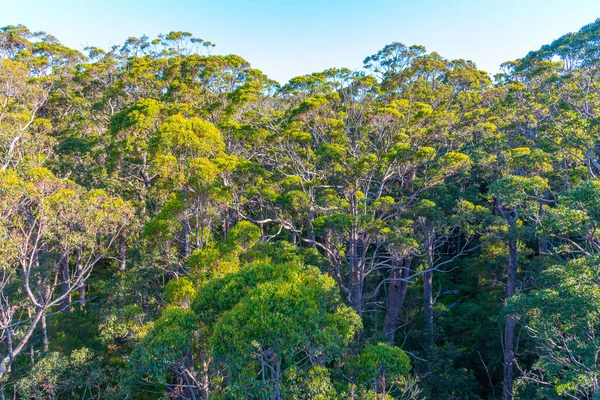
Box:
[1,18,600,400]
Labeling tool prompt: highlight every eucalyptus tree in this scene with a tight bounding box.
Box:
[363,45,491,340]
[344,342,414,399]
[511,19,600,180]
[405,196,488,361]
[510,255,600,400]
[488,25,600,395]
[256,51,489,329]
[0,167,134,377]
[0,25,81,173]
[142,114,229,274]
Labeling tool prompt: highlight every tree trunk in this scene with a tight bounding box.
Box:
[305,205,316,248]
[58,253,71,313]
[117,232,127,274]
[41,313,49,352]
[305,187,316,247]
[424,234,435,365]
[75,249,85,311]
[168,349,197,400]
[349,224,363,316]
[423,268,434,364]
[181,222,191,259]
[272,356,282,400]
[349,271,363,316]
[182,348,196,400]
[383,259,410,344]
[200,348,210,398]
[221,207,231,241]
[503,238,518,400]
[27,309,34,365]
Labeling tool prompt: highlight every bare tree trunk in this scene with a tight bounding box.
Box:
[75,249,85,311]
[349,225,363,316]
[41,313,49,352]
[424,235,435,365]
[181,222,191,259]
[182,348,196,400]
[29,341,34,365]
[383,259,410,344]
[58,253,72,313]
[221,207,230,241]
[423,268,434,363]
[200,348,210,398]
[503,238,518,400]
[273,356,282,400]
[117,232,127,274]
[349,272,363,316]
[140,168,152,189]
[305,187,316,247]
[26,309,35,365]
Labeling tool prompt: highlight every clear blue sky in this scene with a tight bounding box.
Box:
[2,0,599,83]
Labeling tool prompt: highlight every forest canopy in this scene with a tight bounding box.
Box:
[2,19,600,400]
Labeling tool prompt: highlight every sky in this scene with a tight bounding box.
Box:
[2,0,600,83]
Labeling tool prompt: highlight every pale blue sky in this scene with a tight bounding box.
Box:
[2,0,599,83]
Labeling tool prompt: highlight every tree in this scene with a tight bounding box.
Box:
[194,245,361,399]
[511,255,600,400]
[344,343,414,399]
[489,175,549,400]
[0,167,134,376]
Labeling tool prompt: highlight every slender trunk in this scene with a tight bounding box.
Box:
[41,313,49,352]
[305,205,316,247]
[200,348,210,398]
[5,326,12,368]
[538,199,549,254]
[349,225,363,316]
[273,356,282,400]
[221,207,230,240]
[27,309,34,365]
[75,249,85,311]
[423,269,434,363]
[168,350,197,400]
[0,308,45,377]
[140,167,152,189]
[182,348,196,400]
[383,259,410,344]
[29,341,34,365]
[424,235,435,365]
[58,253,71,313]
[306,187,316,247]
[503,238,518,400]
[117,232,127,274]
[181,221,191,259]
[349,271,363,316]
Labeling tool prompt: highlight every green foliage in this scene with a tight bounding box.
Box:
[196,249,361,398]
[129,307,203,389]
[16,348,104,399]
[510,256,600,399]
[345,343,411,395]
[5,18,600,400]
[164,277,197,307]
